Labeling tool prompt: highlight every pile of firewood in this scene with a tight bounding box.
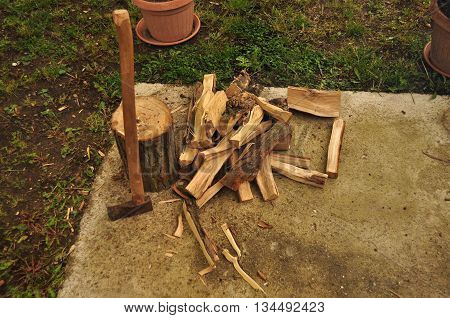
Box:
[176,71,345,208]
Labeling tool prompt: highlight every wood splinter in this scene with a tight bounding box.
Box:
[183,201,218,267]
[221,223,241,257]
[222,249,265,294]
[271,160,328,188]
[326,118,345,178]
[173,213,184,238]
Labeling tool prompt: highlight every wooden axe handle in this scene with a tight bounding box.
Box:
[113,10,145,204]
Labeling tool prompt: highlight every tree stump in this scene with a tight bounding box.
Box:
[111,96,178,192]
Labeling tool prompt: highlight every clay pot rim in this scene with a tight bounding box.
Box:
[133,0,193,12]
[135,14,201,46]
[431,0,450,32]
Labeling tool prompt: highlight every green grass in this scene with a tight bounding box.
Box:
[0,0,449,298]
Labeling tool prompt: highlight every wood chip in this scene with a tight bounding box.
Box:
[257,220,273,229]
[165,252,174,258]
[257,270,268,281]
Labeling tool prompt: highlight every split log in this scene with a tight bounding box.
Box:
[230,105,264,148]
[191,74,217,148]
[246,93,292,123]
[287,86,341,117]
[326,118,345,178]
[179,147,199,167]
[230,151,253,202]
[221,122,292,191]
[112,96,178,192]
[271,159,328,188]
[196,181,223,208]
[183,201,218,267]
[271,153,311,169]
[179,82,202,167]
[240,120,272,146]
[225,71,251,98]
[204,91,228,136]
[186,149,233,198]
[217,113,242,137]
[198,130,235,161]
[256,156,279,201]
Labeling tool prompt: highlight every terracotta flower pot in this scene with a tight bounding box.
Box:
[133,0,195,43]
[427,0,450,76]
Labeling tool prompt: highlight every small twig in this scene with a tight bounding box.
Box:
[222,249,265,295]
[422,150,450,164]
[221,223,241,257]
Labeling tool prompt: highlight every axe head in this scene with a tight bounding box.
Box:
[107,195,153,221]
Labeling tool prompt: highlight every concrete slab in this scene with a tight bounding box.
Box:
[59,85,449,298]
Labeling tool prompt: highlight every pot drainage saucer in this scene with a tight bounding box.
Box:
[423,41,450,78]
[136,14,201,46]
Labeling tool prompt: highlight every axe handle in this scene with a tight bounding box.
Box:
[113,10,145,204]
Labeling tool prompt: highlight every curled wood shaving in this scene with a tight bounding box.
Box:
[221,223,241,257]
[173,213,184,238]
[222,249,265,294]
[257,220,273,229]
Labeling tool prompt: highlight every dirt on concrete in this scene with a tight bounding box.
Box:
[59,85,449,298]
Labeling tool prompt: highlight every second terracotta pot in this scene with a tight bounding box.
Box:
[429,0,450,76]
[133,0,195,43]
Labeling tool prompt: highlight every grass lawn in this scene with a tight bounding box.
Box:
[0,0,448,297]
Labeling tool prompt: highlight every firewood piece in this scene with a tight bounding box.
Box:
[217,113,242,137]
[225,71,251,98]
[183,82,203,145]
[222,249,265,294]
[191,74,217,148]
[179,147,198,167]
[179,83,203,166]
[245,93,292,123]
[183,201,217,267]
[204,91,228,130]
[221,223,241,257]
[256,156,279,201]
[273,133,291,151]
[173,213,184,238]
[186,149,233,199]
[111,96,178,192]
[271,153,311,169]
[326,118,345,178]
[287,86,341,117]
[198,130,234,161]
[221,123,292,191]
[196,181,223,208]
[240,120,272,146]
[271,160,328,188]
[230,151,253,202]
[230,106,264,148]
